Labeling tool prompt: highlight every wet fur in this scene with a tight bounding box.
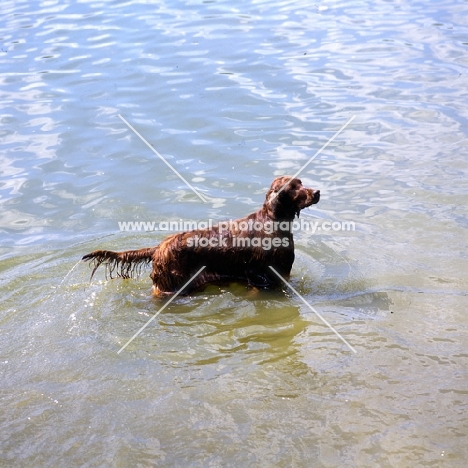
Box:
[82,176,320,296]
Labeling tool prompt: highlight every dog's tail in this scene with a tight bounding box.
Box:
[82,247,157,281]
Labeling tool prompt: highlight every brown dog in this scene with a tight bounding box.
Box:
[82,176,320,296]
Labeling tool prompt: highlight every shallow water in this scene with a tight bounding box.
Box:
[1,0,468,466]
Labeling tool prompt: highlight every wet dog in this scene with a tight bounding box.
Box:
[82,176,320,296]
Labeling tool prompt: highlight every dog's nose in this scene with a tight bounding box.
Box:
[313,190,320,203]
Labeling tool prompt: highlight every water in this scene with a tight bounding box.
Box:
[1,0,468,466]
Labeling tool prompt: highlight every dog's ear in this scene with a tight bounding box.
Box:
[278,182,303,219]
[264,184,298,220]
[264,188,278,215]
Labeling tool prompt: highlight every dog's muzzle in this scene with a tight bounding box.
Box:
[312,189,320,204]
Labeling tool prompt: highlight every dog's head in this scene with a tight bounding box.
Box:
[264,176,320,220]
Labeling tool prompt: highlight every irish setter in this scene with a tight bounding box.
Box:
[82,176,320,296]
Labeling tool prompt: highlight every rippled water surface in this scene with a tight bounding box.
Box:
[1,0,468,466]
